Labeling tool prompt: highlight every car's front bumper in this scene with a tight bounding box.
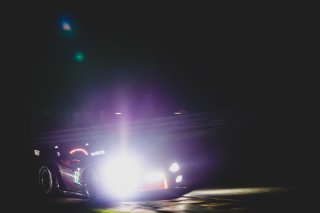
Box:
[134,186,191,200]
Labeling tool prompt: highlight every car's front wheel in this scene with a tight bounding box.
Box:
[38,166,53,195]
[81,168,97,199]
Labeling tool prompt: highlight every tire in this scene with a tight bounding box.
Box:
[38,166,53,195]
[81,168,97,199]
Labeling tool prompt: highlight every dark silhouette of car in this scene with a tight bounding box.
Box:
[32,142,190,200]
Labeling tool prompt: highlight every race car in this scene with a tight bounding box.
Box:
[32,142,190,200]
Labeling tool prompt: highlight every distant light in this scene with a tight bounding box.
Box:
[174,112,183,115]
[62,21,72,31]
[85,143,89,146]
[59,17,75,38]
[74,52,85,62]
[57,152,60,156]
[70,148,88,156]
[34,150,40,156]
[176,175,183,183]
[54,146,58,149]
[115,112,122,115]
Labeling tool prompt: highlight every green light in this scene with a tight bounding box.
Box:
[74,52,85,62]
[74,170,80,184]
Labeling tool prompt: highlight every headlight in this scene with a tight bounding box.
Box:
[176,175,183,183]
[145,171,165,183]
[103,154,142,198]
[169,162,180,173]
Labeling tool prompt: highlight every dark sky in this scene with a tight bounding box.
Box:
[6,3,305,133]
[8,2,303,144]
[12,2,299,116]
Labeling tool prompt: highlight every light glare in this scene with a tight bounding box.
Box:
[176,175,183,183]
[169,162,179,173]
[104,154,142,198]
[145,171,165,183]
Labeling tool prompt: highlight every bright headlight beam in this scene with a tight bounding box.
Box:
[169,162,179,173]
[145,171,165,183]
[104,154,142,198]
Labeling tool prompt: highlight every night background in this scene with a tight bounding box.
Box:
[4,2,312,210]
